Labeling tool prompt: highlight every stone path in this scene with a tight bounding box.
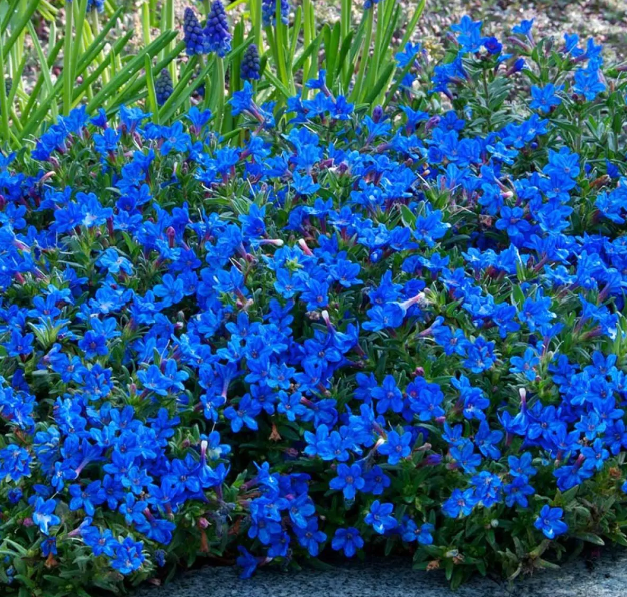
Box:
[135,551,627,597]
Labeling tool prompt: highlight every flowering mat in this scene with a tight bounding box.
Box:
[2,11,627,597]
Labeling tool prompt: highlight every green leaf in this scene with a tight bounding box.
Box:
[3,0,41,56]
[573,533,605,546]
[364,62,395,105]
[144,56,159,124]
[399,204,416,228]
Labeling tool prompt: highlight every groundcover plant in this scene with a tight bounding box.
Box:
[1,11,627,596]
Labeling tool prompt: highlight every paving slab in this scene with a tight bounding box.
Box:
[135,551,627,597]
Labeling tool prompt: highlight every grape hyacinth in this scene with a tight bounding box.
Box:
[204,0,232,58]
[241,44,261,81]
[155,68,174,106]
[262,0,289,26]
[87,0,104,11]
[183,7,209,56]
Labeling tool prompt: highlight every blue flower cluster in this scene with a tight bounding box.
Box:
[241,44,261,81]
[261,0,290,27]
[204,0,232,57]
[183,3,231,58]
[1,15,627,593]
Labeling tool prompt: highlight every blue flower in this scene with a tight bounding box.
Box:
[6,330,34,357]
[362,465,391,495]
[329,463,365,500]
[451,440,481,473]
[509,348,540,381]
[513,19,534,40]
[294,518,326,556]
[236,546,258,578]
[371,375,404,414]
[504,476,535,507]
[331,527,364,557]
[530,84,563,113]
[224,395,262,432]
[0,444,31,482]
[68,480,106,516]
[534,505,568,539]
[229,81,255,117]
[97,248,133,275]
[442,488,477,518]
[377,430,413,465]
[185,107,213,135]
[78,330,107,359]
[32,498,60,535]
[365,500,397,534]
[41,536,57,556]
[153,273,185,307]
[508,452,537,479]
[110,537,145,575]
[401,519,434,544]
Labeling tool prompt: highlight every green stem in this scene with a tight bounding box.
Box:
[265,26,280,84]
[364,1,384,99]
[63,0,74,115]
[382,54,416,109]
[225,20,243,135]
[214,56,225,131]
[340,0,350,84]
[0,32,11,144]
[166,0,176,84]
[302,0,312,99]
[350,7,373,103]
[250,0,261,54]
[141,0,151,46]
[150,0,157,27]
[400,0,427,49]
[197,53,212,113]
[145,56,159,124]
[203,0,213,109]
[91,9,108,85]
[274,0,292,94]
[71,0,88,91]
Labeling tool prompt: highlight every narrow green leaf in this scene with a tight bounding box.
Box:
[262,67,291,99]
[144,56,159,124]
[159,57,212,123]
[0,28,10,143]
[86,31,178,111]
[62,0,74,115]
[3,0,40,56]
[364,62,395,105]
[334,30,354,92]
[26,21,58,121]
[325,22,341,89]
[0,0,21,35]
[400,0,427,49]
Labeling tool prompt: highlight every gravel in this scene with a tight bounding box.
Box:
[134,550,627,597]
[307,0,627,59]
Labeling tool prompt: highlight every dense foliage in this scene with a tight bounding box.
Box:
[2,13,627,596]
[0,0,423,145]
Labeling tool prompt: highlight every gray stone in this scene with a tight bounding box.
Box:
[134,552,627,597]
